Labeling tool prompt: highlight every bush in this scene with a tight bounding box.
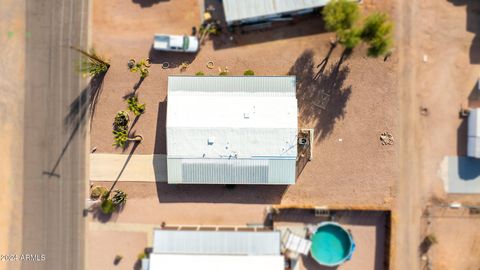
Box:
[219,71,228,76]
[243,70,254,76]
[322,0,360,32]
[113,111,129,130]
[195,71,205,76]
[137,252,147,260]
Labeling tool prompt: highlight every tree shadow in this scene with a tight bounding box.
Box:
[447,0,480,63]
[43,73,106,177]
[288,49,352,142]
[132,0,169,8]
[148,46,197,67]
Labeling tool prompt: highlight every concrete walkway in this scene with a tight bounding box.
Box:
[90,154,167,182]
[441,156,480,194]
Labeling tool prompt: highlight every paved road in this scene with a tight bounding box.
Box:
[22,0,88,269]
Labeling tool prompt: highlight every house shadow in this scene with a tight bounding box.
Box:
[211,13,328,50]
[152,101,288,204]
[132,0,169,8]
[148,46,197,67]
[457,117,468,155]
[447,0,480,63]
[288,49,352,142]
[468,79,480,107]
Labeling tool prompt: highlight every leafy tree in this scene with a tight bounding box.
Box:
[127,96,146,116]
[338,28,361,50]
[361,12,393,57]
[243,70,255,76]
[322,0,360,32]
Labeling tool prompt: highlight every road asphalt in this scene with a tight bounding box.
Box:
[22,0,89,269]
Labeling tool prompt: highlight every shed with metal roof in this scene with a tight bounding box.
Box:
[222,0,330,25]
[166,76,298,185]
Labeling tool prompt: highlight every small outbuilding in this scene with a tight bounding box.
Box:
[468,108,480,158]
[166,76,298,185]
[222,0,329,25]
[143,230,284,270]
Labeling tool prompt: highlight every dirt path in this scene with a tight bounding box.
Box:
[394,0,423,268]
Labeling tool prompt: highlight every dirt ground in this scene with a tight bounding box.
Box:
[423,206,480,270]
[394,0,480,269]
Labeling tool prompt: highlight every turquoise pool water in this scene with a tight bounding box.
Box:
[311,223,353,266]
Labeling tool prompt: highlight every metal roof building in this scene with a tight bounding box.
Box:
[222,0,329,25]
[468,108,480,158]
[166,76,298,185]
[144,230,284,270]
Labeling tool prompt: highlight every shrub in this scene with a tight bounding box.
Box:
[195,71,205,76]
[243,70,254,76]
[137,252,147,260]
[113,129,129,148]
[219,71,228,76]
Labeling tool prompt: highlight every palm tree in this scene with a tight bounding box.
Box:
[128,58,151,78]
[113,128,143,148]
[127,96,146,116]
[71,46,110,76]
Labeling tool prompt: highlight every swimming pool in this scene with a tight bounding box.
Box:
[310,222,355,266]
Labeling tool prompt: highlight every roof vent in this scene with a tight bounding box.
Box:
[207,137,215,145]
[243,113,250,119]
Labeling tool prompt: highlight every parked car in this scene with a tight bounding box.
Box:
[153,34,199,53]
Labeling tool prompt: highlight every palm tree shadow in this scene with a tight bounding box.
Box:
[289,49,352,142]
[43,73,106,178]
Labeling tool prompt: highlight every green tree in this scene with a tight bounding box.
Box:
[322,0,360,32]
[361,12,393,57]
[127,96,146,116]
[338,28,361,50]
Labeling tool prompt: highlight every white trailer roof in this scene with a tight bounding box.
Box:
[149,254,284,270]
[223,0,329,24]
[468,108,480,158]
[166,76,298,184]
[153,230,281,255]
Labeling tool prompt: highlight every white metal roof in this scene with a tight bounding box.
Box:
[153,230,281,255]
[149,254,284,270]
[468,108,480,158]
[166,76,298,184]
[222,0,329,24]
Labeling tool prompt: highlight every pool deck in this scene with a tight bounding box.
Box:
[273,210,388,270]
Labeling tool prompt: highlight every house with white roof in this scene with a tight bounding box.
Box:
[142,229,284,270]
[166,76,298,184]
